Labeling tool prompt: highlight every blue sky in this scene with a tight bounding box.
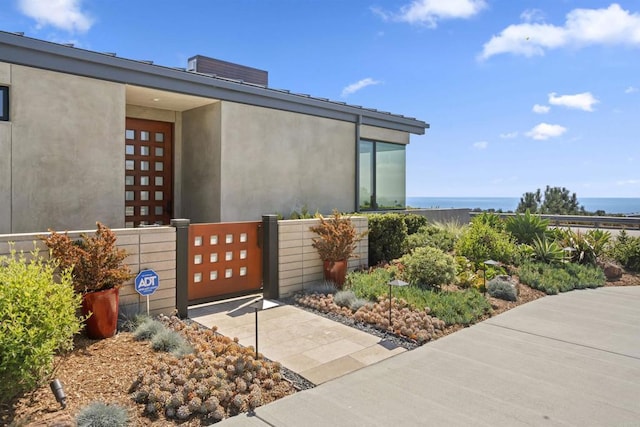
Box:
[3,0,640,198]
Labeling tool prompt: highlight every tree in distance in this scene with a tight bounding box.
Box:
[516,186,586,215]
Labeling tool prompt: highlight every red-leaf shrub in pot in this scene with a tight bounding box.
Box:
[309,210,367,288]
[41,222,133,339]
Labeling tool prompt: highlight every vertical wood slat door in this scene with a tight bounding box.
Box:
[188,222,263,303]
[124,118,173,227]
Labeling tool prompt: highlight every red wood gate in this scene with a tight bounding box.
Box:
[188,221,262,303]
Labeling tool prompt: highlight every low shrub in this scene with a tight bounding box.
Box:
[347,267,491,326]
[366,213,407,265]
[133,317,165,341]
[405,288,492,325]
[403,225,457,254]
[487,276,518,301]
[0,248,83,402]
[346,267,393,301]
[333,290,357,308]
[151,328,193,357]
[304,280,338,295]
[76,401,129,427]
[399,246,456,290]
[455,221,518,265]
[608,230,640,272]
[518,262,605,295]
[454,256,478,289]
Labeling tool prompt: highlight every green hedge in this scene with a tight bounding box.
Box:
[366,213,407,265]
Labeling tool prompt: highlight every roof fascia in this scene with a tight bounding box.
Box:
[0,32,428,135]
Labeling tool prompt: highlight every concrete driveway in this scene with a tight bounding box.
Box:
[220,286,640,426]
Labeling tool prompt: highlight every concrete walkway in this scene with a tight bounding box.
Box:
[216,287,640,426]
[189,296,405,385]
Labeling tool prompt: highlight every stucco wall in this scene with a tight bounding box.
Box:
[7,64,124,233]
[182,102,222,222]
[0,62,12,233]
[219,102,356,221]
[361,124,409,145]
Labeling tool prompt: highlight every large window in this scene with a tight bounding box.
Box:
[0,86,8,121]
[358,139,406,210]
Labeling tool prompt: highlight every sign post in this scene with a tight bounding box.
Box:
[135,269,160,316]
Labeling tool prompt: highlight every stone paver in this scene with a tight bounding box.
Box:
[188,296,406,385]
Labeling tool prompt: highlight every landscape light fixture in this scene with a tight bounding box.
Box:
[50,378,67,409]
[247,298,279,359]
[387,279,409,333]
[483,260,500,291]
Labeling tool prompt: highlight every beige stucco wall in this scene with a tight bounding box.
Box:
[182,102,222,222]
[6,64,124,233]
[361,124,409,145]
[219,102,356,221]
[0,62,11,233]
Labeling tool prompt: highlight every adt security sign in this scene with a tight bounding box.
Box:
[135,269,159,296]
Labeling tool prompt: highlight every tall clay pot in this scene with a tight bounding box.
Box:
[323,260,348,288]
[82,287,119,339]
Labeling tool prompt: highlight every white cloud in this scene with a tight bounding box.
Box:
[18,0,93,33]
[548,92,599,111]
[625,86,638,93]
[479,4,640,60]
[340,78,382,97]
[373,0,487,27]
[616,179,639,185]
[526,123,567,140]
[500,131,518,139]
[532,104,550,114]
[473,141,488,149]
[520,9,545,23]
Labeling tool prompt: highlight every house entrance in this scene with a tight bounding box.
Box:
[124,118,173,227]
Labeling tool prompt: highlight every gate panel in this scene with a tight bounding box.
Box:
[188,221,262,303]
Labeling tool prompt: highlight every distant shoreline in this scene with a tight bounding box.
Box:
[406,197,640,215]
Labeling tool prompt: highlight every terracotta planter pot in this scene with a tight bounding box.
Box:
[82,287,119,339]
[323,260,348,288]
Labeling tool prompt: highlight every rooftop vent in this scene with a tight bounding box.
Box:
[187,55,268,86]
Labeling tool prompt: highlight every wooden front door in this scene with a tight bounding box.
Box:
[124,118,173,227]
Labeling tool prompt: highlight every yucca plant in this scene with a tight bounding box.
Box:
[505,209,549,245]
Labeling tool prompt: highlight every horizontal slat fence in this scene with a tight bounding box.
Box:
[277,217,368,297]
[0,226,176,317]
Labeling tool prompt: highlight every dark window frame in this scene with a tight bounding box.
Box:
[357,139,406,211]
[0,86,8,121]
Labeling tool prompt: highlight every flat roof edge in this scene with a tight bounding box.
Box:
[0,31,429,135]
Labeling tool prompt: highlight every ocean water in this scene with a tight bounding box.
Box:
[406,197,640,215]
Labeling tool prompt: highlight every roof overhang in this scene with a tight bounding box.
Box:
[0,31,429,135]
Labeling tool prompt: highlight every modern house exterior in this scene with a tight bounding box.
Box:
[0,31,429,234]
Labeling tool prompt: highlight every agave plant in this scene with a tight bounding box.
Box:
[531,236,564,264]
[505,209,549,245]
